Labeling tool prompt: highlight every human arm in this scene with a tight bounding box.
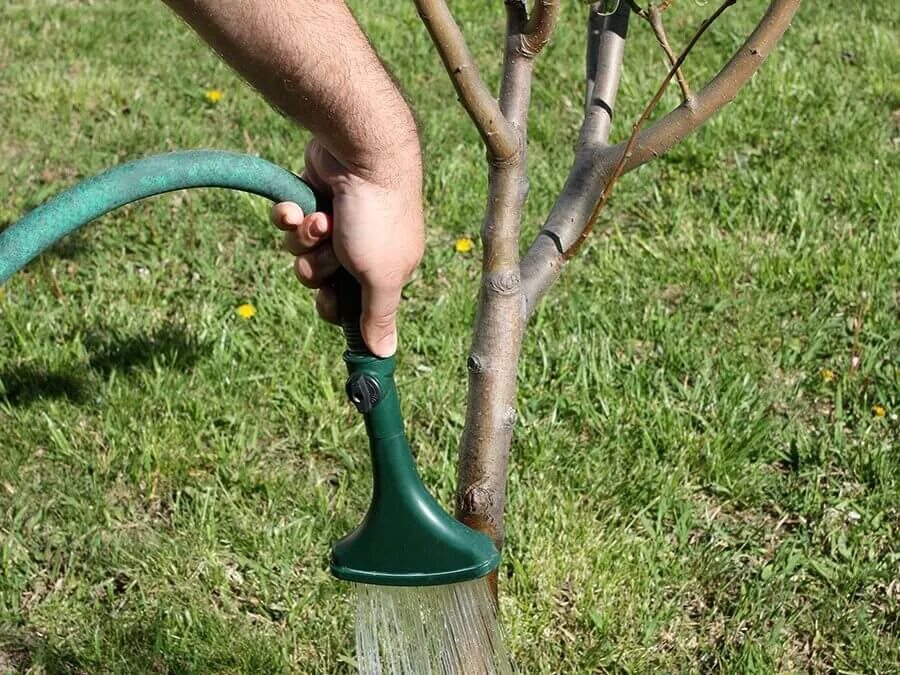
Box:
[162,0,424,356]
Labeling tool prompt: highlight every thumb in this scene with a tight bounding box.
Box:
[360,281,400,357]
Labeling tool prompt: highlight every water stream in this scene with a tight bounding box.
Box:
[353,579,513,674]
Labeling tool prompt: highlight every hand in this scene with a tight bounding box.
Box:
[271,139,424,357]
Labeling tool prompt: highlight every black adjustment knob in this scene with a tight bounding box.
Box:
[346,373,382,413]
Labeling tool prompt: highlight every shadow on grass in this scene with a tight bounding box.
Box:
[85,324,212,375]
[2,611,288,672]
[0,326,211,407]
[44,230,91,262]
[1,634,98,674]
[0,366,87,406]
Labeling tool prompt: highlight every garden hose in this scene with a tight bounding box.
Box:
[0,150,324,283]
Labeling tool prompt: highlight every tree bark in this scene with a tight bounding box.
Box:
[455,3,536,566]
[583,1,631,146]
[521,0,802,315]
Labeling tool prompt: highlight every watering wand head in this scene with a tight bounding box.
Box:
[329,271,499,586]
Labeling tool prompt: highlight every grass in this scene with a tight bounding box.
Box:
[0,0,897,672]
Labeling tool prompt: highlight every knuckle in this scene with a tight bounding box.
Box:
[369,309,397,329]
[271,203,301,229]
[315,293,331,315]
[301,224,319,246]
[293,258,319,288]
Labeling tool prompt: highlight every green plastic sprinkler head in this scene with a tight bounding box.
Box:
[329,270,499,586]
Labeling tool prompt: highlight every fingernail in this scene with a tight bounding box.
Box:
[375,331,397,357]
[312,219,328,236]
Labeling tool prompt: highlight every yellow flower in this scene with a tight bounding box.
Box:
[236,303,256,320]
[204,88,223,104]
[872,405,886,418]
[455,237,474,254]
[820,368,835,383]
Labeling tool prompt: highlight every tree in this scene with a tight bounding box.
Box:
[413,0,802,596]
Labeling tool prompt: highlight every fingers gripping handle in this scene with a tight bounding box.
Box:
[0,148,377,391]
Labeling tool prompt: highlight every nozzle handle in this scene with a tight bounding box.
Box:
[333,267,371,356]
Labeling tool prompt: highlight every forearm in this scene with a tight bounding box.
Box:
[163,0,419,186]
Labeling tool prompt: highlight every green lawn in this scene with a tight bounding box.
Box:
[1,1,897,672]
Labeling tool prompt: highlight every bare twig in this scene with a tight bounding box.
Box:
[646,4,693,102]
[520,0,802,313]
[414,0,519,161]
[583,1,631,146]
[596,0,802,182]
[565,0,736,258]
[627,0,674,15]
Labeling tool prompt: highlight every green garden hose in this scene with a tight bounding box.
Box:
[0,150,499,586]
[0,150,324,283]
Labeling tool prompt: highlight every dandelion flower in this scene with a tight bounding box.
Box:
[204,88,223,104]
[455,237,474,254]
[821,368,835,383]
[236,303,256,320]
[872,405,886,418]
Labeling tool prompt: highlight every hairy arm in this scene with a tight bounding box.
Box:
[163,0,424,356]
[164,0,417,181]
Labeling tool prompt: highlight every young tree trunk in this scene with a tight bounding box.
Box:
[454,160,527,597]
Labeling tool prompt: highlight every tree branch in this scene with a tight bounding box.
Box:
[646,4,693,102]
[414,0,519,162]
[521,0,802,314]
[521,0,562,57]
[583,1,632,146]
[566,0,736,259]
[500,0,535,131]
